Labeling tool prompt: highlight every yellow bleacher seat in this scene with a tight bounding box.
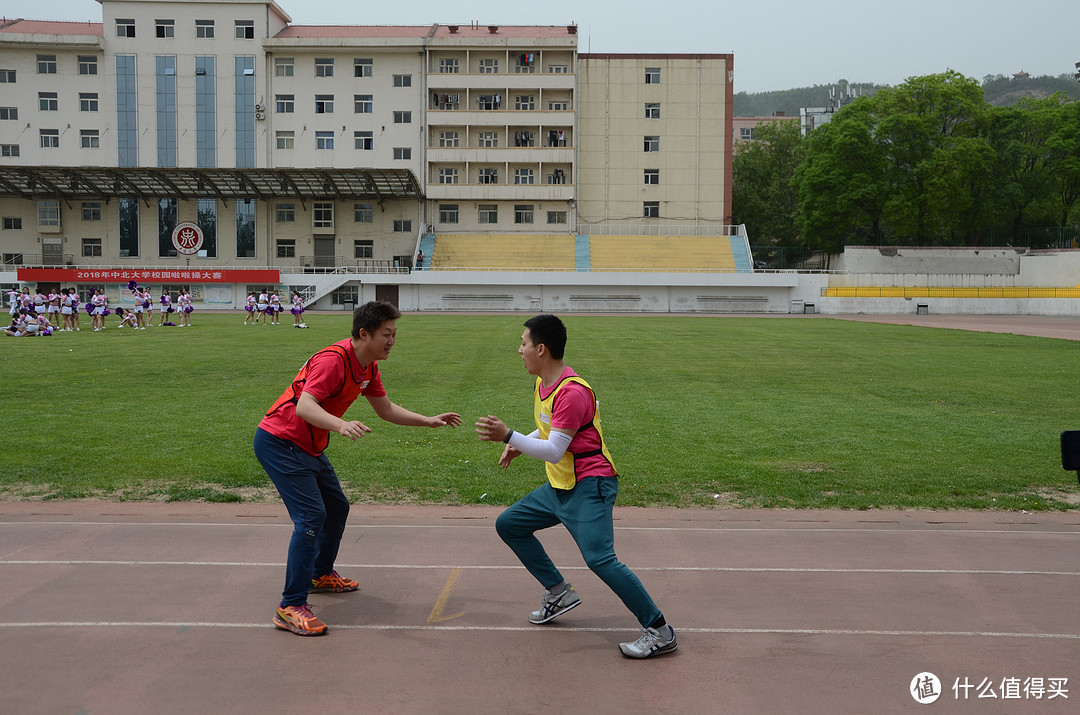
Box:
[589,236,736,272]
[431,234,576,270]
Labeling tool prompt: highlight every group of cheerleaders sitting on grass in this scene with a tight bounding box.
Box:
[243,290,307,328]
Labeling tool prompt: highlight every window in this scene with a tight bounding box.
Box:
[393,220,412,233]
[119,197,139,257]
[354,203,373,223]
[645,103,660,119]
[39,92,58,111]
[354,240,373,259]
[644,169,659,185]
[393,111,412,124]
[82,238,102,257]
[739,127,755,140]
[276,239,295,258]
[478,168,498,184]
[0,144,18,157]
[276,203,295,222]
[331,285,359,306]
[478,204,497,224]
[313,203,334,228]
[547,211,567,225]
[315,131,334,150]
[196,20,215,38]
[3,218,23,230]
[37,55,57,74]
[515,95,535,111]
[155,20,175,38]
[79,93,99,112]
[315,95,334,113]
[354,95,373,113]
[236,199,256,258]
[276,131,294,149]
[514,204,534,224]
[80,130,100,149]
[0,108,18,120]
[235,20,254,39]
[439,131,459,147]
[514,168,535,185]
[479,58,498,74]
[392,74,412,87]
[644,136,660,152]
[643,201,660,218]
[645,67,660,84]
[478,131,498,148]
[438,168,458,184]
[315,58,334,77]
[78,56,98,75]
[0,69,15,83]
[275,94,294,113]
[82,202,102,221]
[274,58,294,77]
[548,65,569,74]
[40,129,59,148]
[38,201,60,226]
[354,131,373,150]
[439,204,459,223]
[439,58,459,73]
[354,58,372,77]
[116,19,136,37]
[393,147,412,160]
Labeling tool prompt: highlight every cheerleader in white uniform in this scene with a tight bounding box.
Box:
[290,291,307,328]
[243,292,257,325]
[257,291,269,325]
[90,289,108,331]
[158,291,173,326]
[269,290,282,325]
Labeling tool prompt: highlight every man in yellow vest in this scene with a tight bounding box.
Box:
[256,300,462,636]
[476,314,677,658]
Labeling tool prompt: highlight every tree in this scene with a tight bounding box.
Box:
[1043,99,1080,228]
[796,96,890,250]
[873,71,991,243]
[731,120,805,244]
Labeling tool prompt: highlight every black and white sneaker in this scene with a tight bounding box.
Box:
[619,625,678,658]
[529,584,581,624]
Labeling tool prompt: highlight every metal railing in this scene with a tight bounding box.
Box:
[578,224,745,237]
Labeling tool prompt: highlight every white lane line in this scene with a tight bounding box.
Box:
[1,560,1079,576]
[0,621,1076,640]
[0,521,1078,536]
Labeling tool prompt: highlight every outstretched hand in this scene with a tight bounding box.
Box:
[475,415,509,443]
[430,412,463,428]
[338,420,372,441]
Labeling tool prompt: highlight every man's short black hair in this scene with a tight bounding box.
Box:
[352,300,401,339]
[524,314,566,359]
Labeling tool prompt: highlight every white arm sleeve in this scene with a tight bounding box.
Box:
[507,429,573,464]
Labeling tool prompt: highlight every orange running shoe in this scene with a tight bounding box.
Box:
[310,570,359,593]
[273,604,328,636]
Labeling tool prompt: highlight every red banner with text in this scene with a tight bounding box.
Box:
[17,268,281,284]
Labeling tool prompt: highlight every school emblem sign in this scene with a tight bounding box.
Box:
[171,222,205,255]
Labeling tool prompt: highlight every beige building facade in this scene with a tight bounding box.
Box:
[0,0,735,307]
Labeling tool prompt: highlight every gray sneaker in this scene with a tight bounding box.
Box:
[619,626,678,658]
[528,584,581,624]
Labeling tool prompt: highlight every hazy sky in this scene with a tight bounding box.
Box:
[18,0,1080,93]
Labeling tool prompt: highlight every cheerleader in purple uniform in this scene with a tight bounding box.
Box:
[290,291,307,328]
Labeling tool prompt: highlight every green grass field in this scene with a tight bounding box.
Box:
[3,312,1078,510]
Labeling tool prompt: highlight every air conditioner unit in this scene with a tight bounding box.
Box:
[254,104,264,112]
[255,111,265,120]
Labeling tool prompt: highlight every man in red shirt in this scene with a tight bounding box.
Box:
[255,301,461,636]
[475,314,677,658]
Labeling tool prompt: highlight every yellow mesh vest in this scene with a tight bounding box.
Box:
[535,374,616,490]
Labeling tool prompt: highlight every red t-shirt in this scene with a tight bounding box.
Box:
[259,339,386,456]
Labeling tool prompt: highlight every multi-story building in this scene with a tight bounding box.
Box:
[0,0,736,310]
